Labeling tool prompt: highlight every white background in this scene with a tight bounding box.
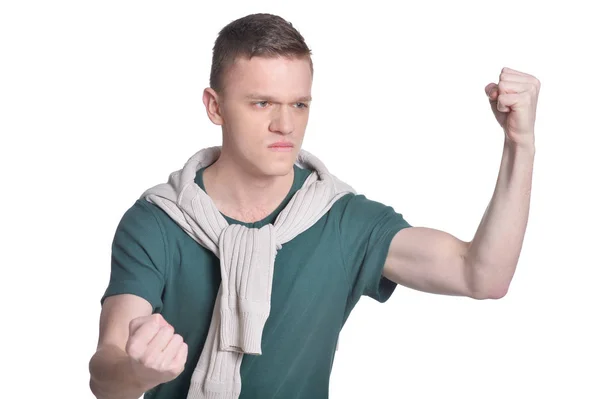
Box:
[2,1,599,398]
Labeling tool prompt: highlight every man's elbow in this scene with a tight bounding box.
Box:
[470,284,510,300]
[89,356,103,399]
[89,375,101,399]
[465,259,513,300]
[89,378,101,399]
[486,286,509,299]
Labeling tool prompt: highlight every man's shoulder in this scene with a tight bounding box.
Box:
[328,192,392,218]
[328,191,411,237]
[121,198,169,225]
[116,199,188,242]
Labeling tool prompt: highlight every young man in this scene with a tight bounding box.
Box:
[89,12,539,399]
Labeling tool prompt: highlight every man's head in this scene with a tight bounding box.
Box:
[202,13,313,177]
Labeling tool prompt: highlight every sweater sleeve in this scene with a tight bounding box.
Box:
[337,194,412,307]
[100,200,169,312]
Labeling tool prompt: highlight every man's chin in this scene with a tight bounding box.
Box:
[259,157,296,177]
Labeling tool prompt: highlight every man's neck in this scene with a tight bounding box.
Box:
[202,153,295,223]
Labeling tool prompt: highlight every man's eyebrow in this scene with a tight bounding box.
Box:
[245,94,312,102]
[296,95,312,102]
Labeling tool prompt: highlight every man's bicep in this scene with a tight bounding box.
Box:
[383,226,474,297]
[97,294,153,350]
[337,194,411,303]
[101,200,168,313]
[96,200,169,351]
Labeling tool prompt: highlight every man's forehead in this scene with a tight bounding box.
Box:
[221,56,312,97]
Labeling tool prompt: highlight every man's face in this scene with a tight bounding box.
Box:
[216,55,313,177]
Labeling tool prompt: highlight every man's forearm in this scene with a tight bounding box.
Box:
[465,137,535,298]
[89,344,155,399]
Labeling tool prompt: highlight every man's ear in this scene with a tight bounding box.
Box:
[203,87,224,125]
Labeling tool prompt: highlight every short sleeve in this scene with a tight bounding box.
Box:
[338,194,412,306]
[100,200,169,312]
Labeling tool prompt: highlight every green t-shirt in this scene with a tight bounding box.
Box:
[101,164,411,399]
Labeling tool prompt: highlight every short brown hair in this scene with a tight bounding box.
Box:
[209,13,313,92]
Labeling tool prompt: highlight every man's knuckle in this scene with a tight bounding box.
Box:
[141,354,157,369]
[126,342,141,358]
[156,360,168,373]
[171,361,184,374]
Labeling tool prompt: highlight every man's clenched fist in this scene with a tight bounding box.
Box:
[125,313,188,387]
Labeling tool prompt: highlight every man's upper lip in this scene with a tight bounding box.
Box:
[269,141,294,147]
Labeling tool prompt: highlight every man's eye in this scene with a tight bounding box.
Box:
[295,102,308,109]
[255,101,269,108]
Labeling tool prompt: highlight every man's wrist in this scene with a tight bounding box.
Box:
[504,135,536,155]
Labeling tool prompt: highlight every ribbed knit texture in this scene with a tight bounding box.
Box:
[140,146,354,399]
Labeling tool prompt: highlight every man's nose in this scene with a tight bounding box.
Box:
[269,107,294,135]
